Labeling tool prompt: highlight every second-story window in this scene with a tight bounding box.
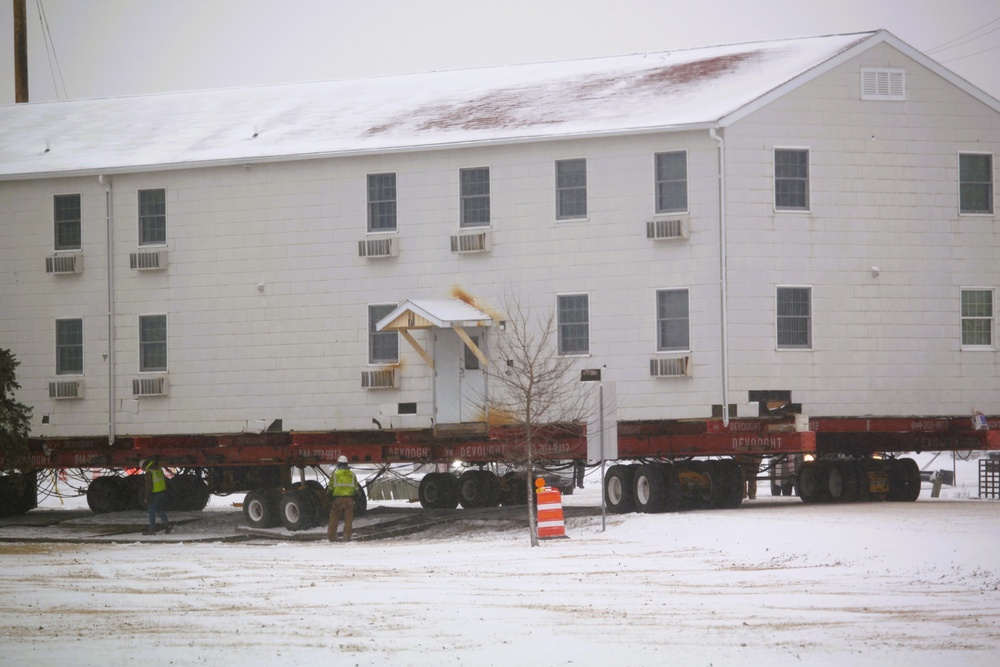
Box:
[367,173,397,232]
[138,188,166,246]
[460,167,491,227]
[655,151,688,214]
[774,149,809,211]
[556,159,587,220]
[959,153,993,214]
[54,194,81,251]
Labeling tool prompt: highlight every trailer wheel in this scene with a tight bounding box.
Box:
[798,462,829,504]
[87,476,125,513]
[243,489,280,528]
[457,470,498,509]
[604,464,636,513]
[499,472,527,506]
[633,464,668,513]
[888,458,921,502]
[279,490,316,531]
[828,461,858,503]
[418,473,458,510]
[718,460,744,509]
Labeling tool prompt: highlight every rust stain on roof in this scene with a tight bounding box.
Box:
[365,50,762,137]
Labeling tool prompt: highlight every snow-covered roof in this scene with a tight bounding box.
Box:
[377,300,494,331]
[0,29,948,180]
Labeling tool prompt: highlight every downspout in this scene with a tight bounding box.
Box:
[709,127,730,426]
[99,175,116,445]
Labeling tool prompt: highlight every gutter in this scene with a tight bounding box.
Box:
[709,127,730,426]
[98,175,116,446]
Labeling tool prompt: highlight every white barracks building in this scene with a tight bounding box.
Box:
[1,30,998,440]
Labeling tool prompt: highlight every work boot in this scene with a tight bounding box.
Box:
[164,525,173,534]
[142,530,155,535]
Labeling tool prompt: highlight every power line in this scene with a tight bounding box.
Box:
[927,16,1000,53]
[940,40,1000,64]
[36,0,68,100]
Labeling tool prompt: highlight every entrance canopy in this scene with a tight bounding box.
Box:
[377,299,494,331]
[376,299,494,370]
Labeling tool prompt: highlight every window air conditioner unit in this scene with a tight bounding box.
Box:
[646,218,689,240]
[132,376,168,396]
[45,254,83,274]
[130,249,167,270]
[48,379,83,399]
[358,236,398,258]
[450,231,492,254]
[361,369,397,389]
[650,356,691,378]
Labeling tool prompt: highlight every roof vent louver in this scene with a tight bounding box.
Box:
[650,356,691,378]
[361,369,397,389]
[450,231,492,254]
[861,68,905,101]
[45,254,83,274]
[132,376,168,396]
[130,250,167,271]
[358,236,398,258]
[646,218,690,240]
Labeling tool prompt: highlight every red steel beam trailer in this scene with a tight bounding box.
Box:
[2,416,996,529]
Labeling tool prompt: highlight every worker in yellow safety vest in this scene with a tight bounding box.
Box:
[142,456,172,535]
[328,455,361,542]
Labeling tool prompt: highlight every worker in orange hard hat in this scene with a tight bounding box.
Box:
[327,455,361,542]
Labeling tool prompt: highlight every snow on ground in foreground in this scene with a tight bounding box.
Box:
[1,455,999,667]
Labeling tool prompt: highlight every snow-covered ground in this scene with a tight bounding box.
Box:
[1,454,998,666]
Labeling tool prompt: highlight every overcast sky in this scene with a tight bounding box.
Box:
[1,0,999,105]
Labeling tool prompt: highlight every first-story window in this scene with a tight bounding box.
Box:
[959,153,993,214]
[368,304,399,363]
[54,193,81,251]
[367,173,397,232]
[774,149,809,211]
[139,314,167,372]
[776,286,812,349]
[460,167,491,227]
[556,158,587,220]
[557,293,590,355]
[55,318,83,375]
[138,188,166,246]
[656,289,690,351]
[961,288,994,348]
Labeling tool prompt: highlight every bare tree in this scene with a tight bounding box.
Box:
[487,297,588,546]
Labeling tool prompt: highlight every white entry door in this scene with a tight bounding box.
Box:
[433,329,487,425]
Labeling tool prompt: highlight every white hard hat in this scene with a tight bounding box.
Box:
[337,455,348,464]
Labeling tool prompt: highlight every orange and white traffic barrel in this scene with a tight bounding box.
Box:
[535,478,567,539]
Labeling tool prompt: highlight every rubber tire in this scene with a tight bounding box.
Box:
[604,464,637,514]
[798,462,829,504]
[279,490,316,531]
[457,470,496,509]
[889,458,922,502]
[633,463,667,513]
[243,489,281,528]
[499,472,527,506]
[418,473,459,510]
[828,461,859,503]
[87,476,125,513]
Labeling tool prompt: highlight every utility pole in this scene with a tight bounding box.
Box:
[14,0,29,103]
